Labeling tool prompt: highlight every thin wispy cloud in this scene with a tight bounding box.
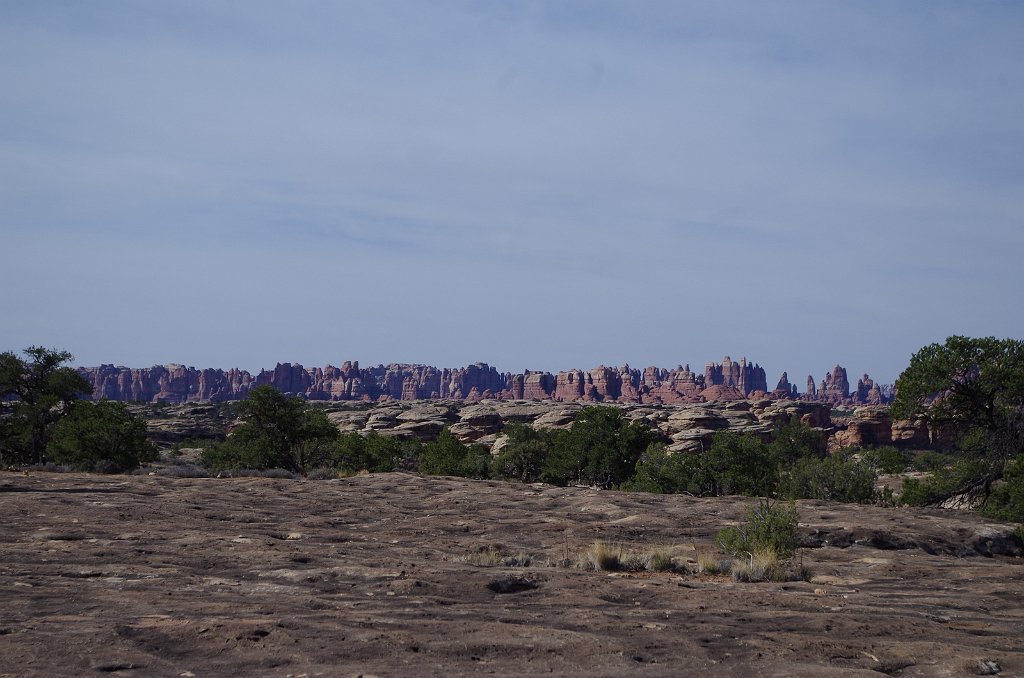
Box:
[1,1,1022,383]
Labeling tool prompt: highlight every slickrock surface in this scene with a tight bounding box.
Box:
[1,472,1021,677]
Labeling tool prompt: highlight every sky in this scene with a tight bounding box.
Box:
[2,1,1022,387]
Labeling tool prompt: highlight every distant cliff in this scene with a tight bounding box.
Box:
[79,357,889,406]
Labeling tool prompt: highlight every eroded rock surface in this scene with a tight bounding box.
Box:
[0,472,1020,677]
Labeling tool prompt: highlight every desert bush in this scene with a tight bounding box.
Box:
[768,419,826,464]
[779,454,877,503]
[648,551,673,571]
[333,431,407,474]
[622,443,692,494]
[688,431,780,497]
[574,542,677,572]
[730,547,789,583]
[45,400,157,472]
[860,446,911,474]
[910,450,957,472]
[980,454,1024,522]
[200,386,338,474]
[716,499,799,560]
[579,541,623,571]
[693,547,730,575]
[541,407,658,489]
[418,429,490,479]
[900,458,991,506]
[490,424,554,482]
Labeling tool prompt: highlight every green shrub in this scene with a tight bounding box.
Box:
[622,443,692,494]
[418,429,490,478]
[490,424,554,482]
[540,407,657,489]
[1,346,93,466]
[910,450,956,472]
[689,431,780,497]
[716,499,799,559]
[730,547,791,583]
[333,431,407,474]
[768,419,826,464]
[45,400,157,472]
[201,386,339,474]
[900,459,991,506]
[980,454,1024,522]
[779,455,877,503]
[860,446,911,474]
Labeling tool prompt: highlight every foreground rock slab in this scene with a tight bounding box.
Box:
[0,472,1021,676]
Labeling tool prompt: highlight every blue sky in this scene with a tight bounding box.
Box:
[2,1,1022,386]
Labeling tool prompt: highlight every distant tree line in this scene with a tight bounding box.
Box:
[4,337,1022,525]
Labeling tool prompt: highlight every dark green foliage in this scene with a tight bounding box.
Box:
[689,430,780,497]
[0,347,93,466]
[859,446,911,474]
[46,400,157,472]
[893,336,1024,462]
[622,443,691,494]
[333,431,410,474]
[490,424,555,482]
[980,454,1024,522]
[900,458,992,506]
[418,429,490,478]
[625,422,836,499]
[779,455,877,503]
[767,418,826,464]
[201,385,338,474]
[716,499,799,559]
[910,450,957,472]
[541,407,658,488]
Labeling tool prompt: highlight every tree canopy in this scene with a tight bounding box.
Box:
[202,385,339,473]
[0,346,93,465]
[892,336,1024,461]
[541,406,658,488]
[47,400,157,471]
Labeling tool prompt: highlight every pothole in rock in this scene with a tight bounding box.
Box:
[486,576,540,594]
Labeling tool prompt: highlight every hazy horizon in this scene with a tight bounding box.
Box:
[4,2,1023,386]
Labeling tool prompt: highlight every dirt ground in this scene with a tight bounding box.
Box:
[1,471,1021,677]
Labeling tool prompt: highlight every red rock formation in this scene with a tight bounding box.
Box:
[818,365,850,403]
[78,357,880,407]
[701,385,745,401]
[837,406,893,447]
[892,415,930,449]
[772,372,798,399]
[523,372,555,400]
[704,357,767,396]
[553,370,586,401]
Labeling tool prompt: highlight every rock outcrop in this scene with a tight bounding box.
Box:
[833,406,893,448]
[772,372,798,399]
[817,365,851,403]
[704,356,767,396]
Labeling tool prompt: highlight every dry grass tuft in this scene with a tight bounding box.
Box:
[458,546,534,568]
[694,547,730,575]
[575,542,678,572]
[730,547,811,583]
